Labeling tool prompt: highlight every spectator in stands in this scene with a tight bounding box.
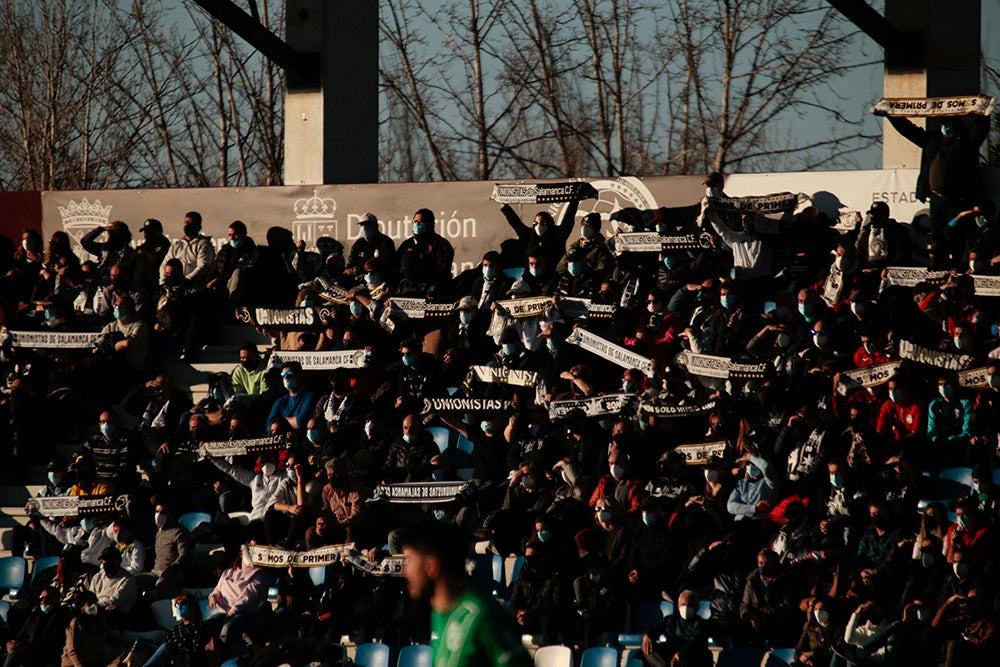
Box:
[641,589,712,667]
[79,220,135,283]
[383,413,439,483]
[500,201,578,269]
[160,211,216,287]
[4,585,69,667]
[87,546,138,619]
[266,361,317,435]
[206,547,269,650]
[208,449,286,528]
[59,590,106,667]
[558,212,614,281]
[137,497,192,599]
[347,212,397,279]
[94,294,148,389]
[880,112,989,268]
[208,220,258,309]
[93,263,146,322]
[396,208,454,295]
[143,592,210,667]
[81,410,137,490]
[133,218,170,294]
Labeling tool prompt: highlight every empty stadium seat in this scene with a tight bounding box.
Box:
[579,646,618,667]
[533,645,573,667]
[396,644,432,667]
[355,642,391,667]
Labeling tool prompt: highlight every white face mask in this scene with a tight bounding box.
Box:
[704,468,720,483]
[154,512,167,528]
[679,605,698,621]
[241,546,254,568]
[953,561,969,578]
[364,421,375,437]
[610,464,625,480]
[261,463,277,477]
[851,302,866,318]
[83,604,99,616]
[597,508,613,524]
[776,332,791,349]
[814,608,830,626]
[833,255,843,270]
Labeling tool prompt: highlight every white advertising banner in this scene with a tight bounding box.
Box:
[40,170,931,274]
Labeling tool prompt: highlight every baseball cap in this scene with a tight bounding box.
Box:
[140,219,162,233]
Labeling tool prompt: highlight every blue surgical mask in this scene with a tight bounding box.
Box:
[546,339,560,352]
[537,530,551,542]
[307,429,323,444]
[360,225,375,239]
[229,238,243,249]
[941,124,954,137]
[641,511,657,527]
[830,474,844,488]
[663,255,679,269]
[286,468,297,482]
[211,387,224,401]
[939,384,955,400]
[44,307,56,321]
[797,303,809,317]
[100,422,115,438]
[483,265,498,280]
[459,311,474,325]
[535,222,550,237]
[889,389,903,403]
[567,262,583,276]
[502,343,517,356]
[402,433,413,444]
[433,509,446,520]
[350,301,366,317]
[283,376,298,392]
[528,266,541,278]
[80,518,95,531]
[48,472,63,486]
[976,215,989,229]
[656,224,669,234]
[720,294,736,309]
[364,272,379,285]
[39,603,53,614]
[413,222,428,235]
[301,299,315,308]
[402,353,417,367]
[113,306,126,321]
[480,421,494,435]
[746,464,762,480]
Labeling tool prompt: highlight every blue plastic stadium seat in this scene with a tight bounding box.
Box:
[716,648,765,667]
[624,648,644,667]
[503,267,525,280]
[0,600,10,623]
[580,646,619,667]
[178,512,212,532]
[355,642,391,667]
[30,556,60,587]
[396,644,432,667]
[0,557,28,599]
[765,648,797,667]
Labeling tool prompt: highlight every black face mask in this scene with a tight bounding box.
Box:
[183,223,199,238]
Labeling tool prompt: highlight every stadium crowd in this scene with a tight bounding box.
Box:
[1,155,1000,666]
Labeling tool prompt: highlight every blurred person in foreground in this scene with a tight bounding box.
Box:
[400,523,531,667]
